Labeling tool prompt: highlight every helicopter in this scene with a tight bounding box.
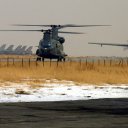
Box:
[0,24,110,61]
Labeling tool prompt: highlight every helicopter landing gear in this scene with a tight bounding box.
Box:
[36,57,41,61]
[36,57,44,61]
[42,57,44,62]
[57,58,62,62]
[57,57,65,62]
[63,58,65,62]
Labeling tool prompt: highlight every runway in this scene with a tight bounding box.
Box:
[0,98,128,128]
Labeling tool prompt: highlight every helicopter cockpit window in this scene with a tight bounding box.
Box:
[43,33,51,41]
[42,43,51,48]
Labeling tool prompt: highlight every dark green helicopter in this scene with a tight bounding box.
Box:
[0,24,110,61]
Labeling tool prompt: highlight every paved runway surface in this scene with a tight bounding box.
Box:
[0,98,128,128]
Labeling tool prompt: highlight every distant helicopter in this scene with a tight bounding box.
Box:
[0,24,110,61]
[88,41,128,49]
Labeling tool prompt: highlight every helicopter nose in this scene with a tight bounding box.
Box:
[42,47,51,54]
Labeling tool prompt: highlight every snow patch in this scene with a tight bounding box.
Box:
[0,81,128,103]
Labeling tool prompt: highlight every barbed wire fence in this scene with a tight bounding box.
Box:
[0,57,128,68]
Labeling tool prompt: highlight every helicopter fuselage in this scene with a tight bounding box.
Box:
[36,37,66,60]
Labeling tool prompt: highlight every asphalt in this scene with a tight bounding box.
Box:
[0,98,128,128]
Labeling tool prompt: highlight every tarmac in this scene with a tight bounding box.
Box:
[0,98,128,128]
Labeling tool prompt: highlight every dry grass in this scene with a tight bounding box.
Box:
[0,60,128,85]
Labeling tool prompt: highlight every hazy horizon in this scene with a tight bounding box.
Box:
[0,0,128,57]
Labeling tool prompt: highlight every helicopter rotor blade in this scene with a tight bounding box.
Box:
[60,24,111,28]
[12,24,52,27]
[0,29,45,32]
[12,24,111,28]
[0,29,84,34]
[58,31,84,34]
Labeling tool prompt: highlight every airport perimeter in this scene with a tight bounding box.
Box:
[0,55,128,67]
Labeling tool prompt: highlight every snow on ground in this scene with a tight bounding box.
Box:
[0,80,128,103]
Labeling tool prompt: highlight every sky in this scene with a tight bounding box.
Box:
[0,0,128,57]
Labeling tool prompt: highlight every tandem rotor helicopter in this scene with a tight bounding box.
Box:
[0,24,110,61]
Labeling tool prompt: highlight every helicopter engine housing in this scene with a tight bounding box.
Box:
[58,37,65,44]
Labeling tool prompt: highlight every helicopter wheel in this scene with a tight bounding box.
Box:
[63,58,65,62]
[57,58,62,62]
[36,57,41,61]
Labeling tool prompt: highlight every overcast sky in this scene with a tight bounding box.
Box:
[0,0,128,57]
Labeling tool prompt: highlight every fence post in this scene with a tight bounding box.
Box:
[121,59,123,67]
[86,59,87,66]
[119,60,121,66]
[43,60,44,67]
[92,59,94,67]
[50,59,51,67]
[79,59,82,67]
[98,59,100,66]
[70,59,72,67]
[104,60,106,66]
[36,60,38,67]
[63,58,65,67]
[110,59,112,66]
[57,60,59,67]
[7,57,9,67]
[28,58,30,67]
[13,58,15,66]
[22,58,23,67]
